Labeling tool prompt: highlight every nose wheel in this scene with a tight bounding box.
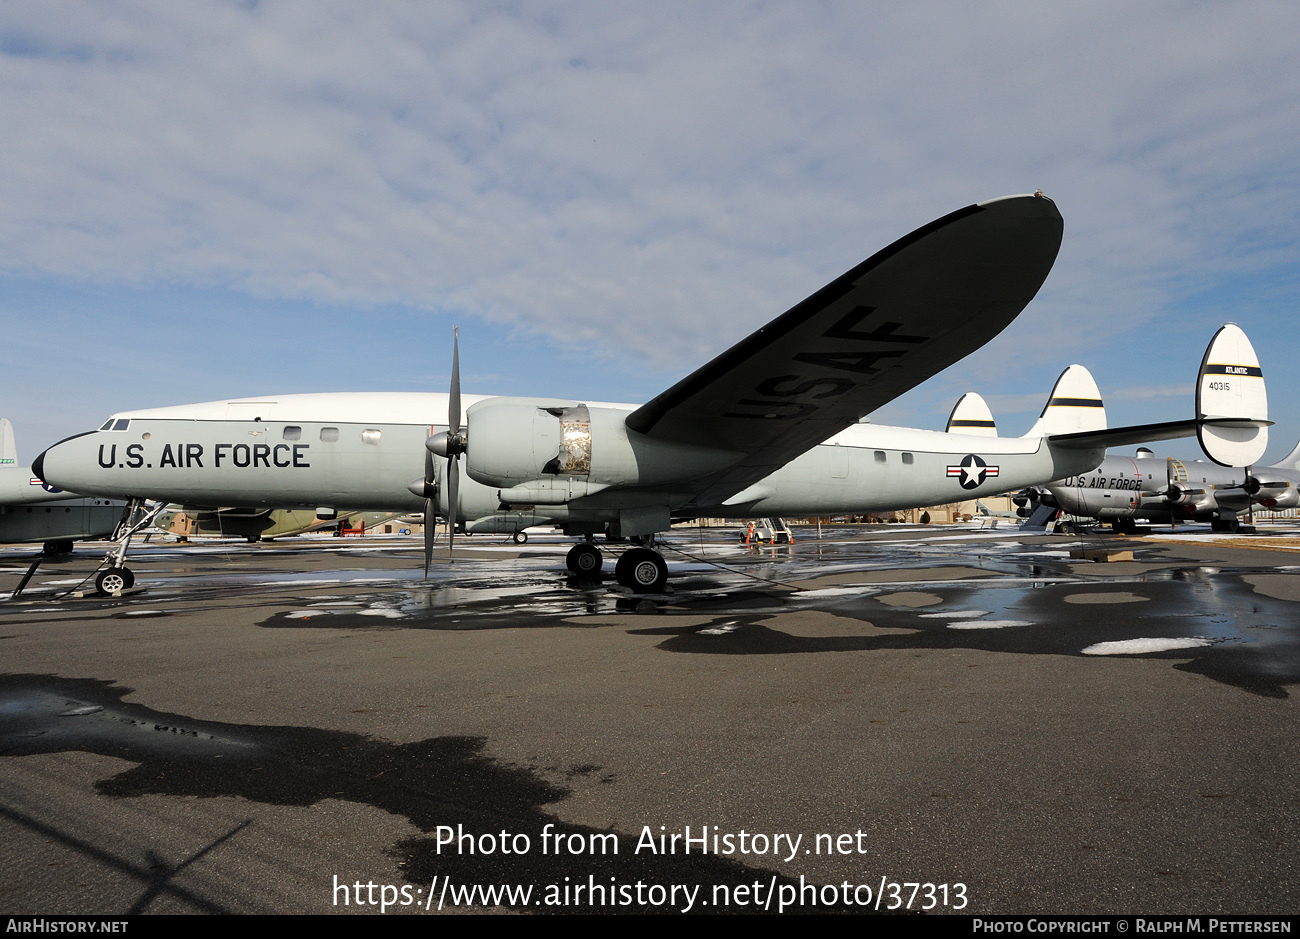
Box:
[95,566,134,596]
[615,548,667,593]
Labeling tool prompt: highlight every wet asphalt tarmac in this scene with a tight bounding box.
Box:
[1,523,1297,915]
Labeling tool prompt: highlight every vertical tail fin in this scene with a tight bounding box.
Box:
[1023,365,1106,438]
[0,418,15,466]
[1197,323,1268,467]
[945,392,998,436]
[1267,438,1300,472]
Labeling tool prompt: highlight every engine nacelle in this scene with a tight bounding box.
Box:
[1256,483,1298,510]
[1165,483,1209,509]
[463,397,742,495]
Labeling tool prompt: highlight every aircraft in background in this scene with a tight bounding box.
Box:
[153,506,404,542]
[1018,439,1300,533]
[34,195,1268,594]
[0,418,125,557]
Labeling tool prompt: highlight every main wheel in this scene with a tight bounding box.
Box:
[512,531,528,545]
[566,542,603,577]
[42,540,74,556]
[95,567,134,596]
[615,548,667,593]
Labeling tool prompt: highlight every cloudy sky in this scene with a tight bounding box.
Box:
[3,2,1298,465]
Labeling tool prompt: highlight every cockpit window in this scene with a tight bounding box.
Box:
[102,419,131,431]
[100,419,114,430]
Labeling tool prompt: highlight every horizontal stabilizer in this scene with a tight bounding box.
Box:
[1197,324,1268,467]
[1049,416,1271,452]
[946,393,997,436]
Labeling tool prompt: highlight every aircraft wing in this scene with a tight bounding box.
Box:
[624,193,1064,508]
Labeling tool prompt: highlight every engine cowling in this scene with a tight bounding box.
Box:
[461,397,742,496]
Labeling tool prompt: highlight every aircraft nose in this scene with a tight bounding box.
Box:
[31,431,95,486]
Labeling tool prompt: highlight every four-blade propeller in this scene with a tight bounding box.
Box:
[408,326,466,576]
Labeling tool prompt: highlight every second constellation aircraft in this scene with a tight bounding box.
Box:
[33,194,1268,593]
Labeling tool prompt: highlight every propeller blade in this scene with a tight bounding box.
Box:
[1247,465,1255,526]
[424,497,435,576]
[449,325,461,437]
[422,445,437,577]
[448,454,459,558]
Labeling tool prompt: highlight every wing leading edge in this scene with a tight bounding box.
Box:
[626,193,1065,509]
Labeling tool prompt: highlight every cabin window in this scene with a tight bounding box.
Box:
[361,429,382,446]
[874,451,887,463]
[902,452,914,465]
[282,426,302,441]
[320,427,340,442]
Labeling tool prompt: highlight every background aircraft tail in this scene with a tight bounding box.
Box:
[1023,365,1106,438]
[946,393,998,436]
[0,418,15,466]
[1266,438,1300,471]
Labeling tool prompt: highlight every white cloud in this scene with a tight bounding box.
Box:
[1,2,1299,448]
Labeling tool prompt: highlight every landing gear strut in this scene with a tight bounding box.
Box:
[95,499,167,596]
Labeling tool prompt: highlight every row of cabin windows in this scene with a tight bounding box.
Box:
[283,426,381,445]
[97,418,379,444]
[870,451,914,464]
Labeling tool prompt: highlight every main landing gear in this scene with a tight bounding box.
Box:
[614,548,667,593]
[566,542,603,577]
[565,538,668,593]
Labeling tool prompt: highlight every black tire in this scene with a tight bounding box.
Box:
[42,540,74,556]
[95,567,134,596]
[512,531,528,545]
[566,543,603,577]
[615,548,667,593]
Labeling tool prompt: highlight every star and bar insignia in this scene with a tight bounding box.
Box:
[947,454,999,490]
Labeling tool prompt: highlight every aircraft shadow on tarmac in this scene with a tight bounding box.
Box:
[0,674,856,914]
[254,559,1300,699]
[634,569,1300,700]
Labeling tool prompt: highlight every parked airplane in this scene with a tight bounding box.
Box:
[33,195,1268,593]
[153,506,404,542]
[0,418,125,554]
[1021,439,1299,532]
